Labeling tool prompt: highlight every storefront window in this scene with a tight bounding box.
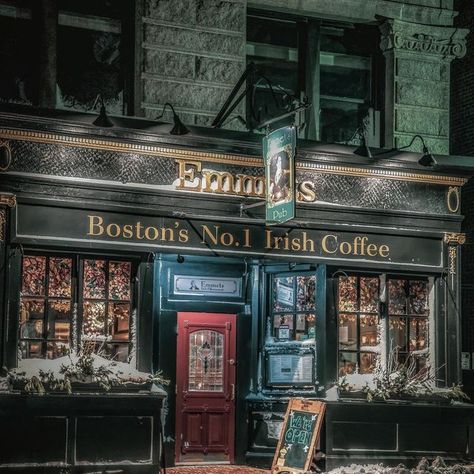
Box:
[338,276,380,375]
[338,274,432,377]
[271,274,316,342]
[19,254,133,362]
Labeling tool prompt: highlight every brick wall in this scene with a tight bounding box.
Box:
[141,0,246,128]
[451,0,474,354]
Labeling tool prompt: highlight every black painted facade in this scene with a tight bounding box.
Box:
[0,110,473,471]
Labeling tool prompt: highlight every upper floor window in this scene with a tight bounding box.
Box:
[0,0,131,115]
[0,0,34,105]
[57,0,128,115]
[246,14,380,144]
[19,254,134,362]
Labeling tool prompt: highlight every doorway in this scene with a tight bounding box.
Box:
[175,312,237,464]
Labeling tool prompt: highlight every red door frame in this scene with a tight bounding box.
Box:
[175,312,236,463]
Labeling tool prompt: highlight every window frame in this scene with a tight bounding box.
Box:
[336,271,435,379]
[18,252,77,359]
[17,250,138,363]
[262,266,319,391]
[245,12,383,143]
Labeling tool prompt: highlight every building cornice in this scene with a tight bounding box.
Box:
[0,128,467,187]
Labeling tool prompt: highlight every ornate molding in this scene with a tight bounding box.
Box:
[0,193,16,208]
[444,232,466,245]
[448,245,457,275]
[0,208,5,242]
[447,186,460,213]
[380,19,468,59]
[0,129,468,187]
[0,139,11,171]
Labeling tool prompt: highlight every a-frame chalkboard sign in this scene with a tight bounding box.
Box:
[271,399,326,474]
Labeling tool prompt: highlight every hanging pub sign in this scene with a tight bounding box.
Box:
[272,398,326,474]
[264,126,297,225]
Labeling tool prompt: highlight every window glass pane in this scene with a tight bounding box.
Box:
[20,340,42,359]
[306,313,316,339]
[360,314,378,347]
[339,351,357,376]
[409,318,428,352]
[106,343,129,362]
[388,280,406,315]
[273,276,294,311]
[108,302,130,341]
[296,275,316,311]
[389,317,407,352]
[338,313,357,350]
[338,276,358,312]
[21,256,46,296]
[47,341,69,359]
[409,280,429,315]
[82,301,106,339]
[109,261,131,300]
[359,352,376,374]
[360,277,378,313]
[320,98,365,144]
[246,16,298,130]
[48,257,73,297]
[83,259,106,299]
[47,300,71,340]
[19,299,44,339]
[320,58,371,101]
[188,330,224,392]
[273,314,294,340]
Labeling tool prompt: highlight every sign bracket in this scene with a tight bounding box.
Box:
[239,200,265,217]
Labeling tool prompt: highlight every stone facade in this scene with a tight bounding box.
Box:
[141,0,246,127]
[380,19,467,154]
[139,0,467,151]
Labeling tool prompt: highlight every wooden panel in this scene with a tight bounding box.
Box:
[0,417,67,464]
[184,412,203,448]
[75,416,152,463]
[208,412,226,447]
[333,422,397,451]
[398,423,467,453]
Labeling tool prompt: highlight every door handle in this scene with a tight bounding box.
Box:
[231,383,235,401]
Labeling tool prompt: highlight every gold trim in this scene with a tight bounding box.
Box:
[0,139,11,171]
[447,186,460,213]
[0,208,5,242]
[0,128,467,186]
[448,246,457,275]
[444,232,466,245]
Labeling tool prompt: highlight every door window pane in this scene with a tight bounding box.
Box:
[188,330,224,392]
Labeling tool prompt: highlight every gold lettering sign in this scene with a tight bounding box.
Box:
[87,214,391,259]
[174,159,316,202]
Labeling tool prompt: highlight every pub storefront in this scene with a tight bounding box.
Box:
[0,111,473,472]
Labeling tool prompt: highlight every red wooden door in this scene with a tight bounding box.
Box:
[175,312,236,464]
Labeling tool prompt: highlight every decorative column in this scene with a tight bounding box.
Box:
[0,193,16,371]
[443,232,466,386]
[380,19,468,154]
